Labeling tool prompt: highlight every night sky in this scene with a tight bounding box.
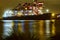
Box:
[0,0,60,17]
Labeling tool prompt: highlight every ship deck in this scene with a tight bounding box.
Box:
[2,13,52,20]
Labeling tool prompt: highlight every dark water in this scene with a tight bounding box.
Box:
[0,20,60,40]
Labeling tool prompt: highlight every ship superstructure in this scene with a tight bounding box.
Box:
[12,0,44,16]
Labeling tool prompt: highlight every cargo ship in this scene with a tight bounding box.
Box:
[2,0,51,20]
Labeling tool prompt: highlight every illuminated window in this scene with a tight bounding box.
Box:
[3,10,13,17]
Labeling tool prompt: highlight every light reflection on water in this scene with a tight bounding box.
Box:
[2,20,55,40]
[2,20,13,39]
